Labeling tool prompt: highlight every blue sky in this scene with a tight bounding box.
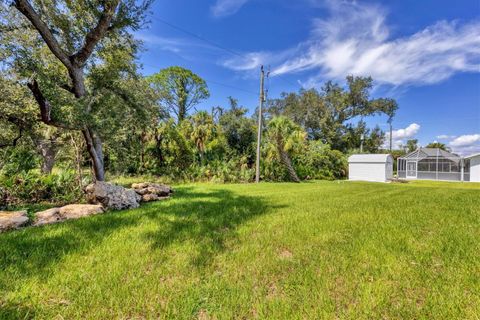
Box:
[136,0,480,155]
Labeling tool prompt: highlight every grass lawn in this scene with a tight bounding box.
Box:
[1,181,479,319]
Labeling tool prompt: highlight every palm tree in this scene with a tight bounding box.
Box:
[267,116,306,182]
[190,111,215,161]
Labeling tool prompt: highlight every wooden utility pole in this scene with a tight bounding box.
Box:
[255,66,265,183]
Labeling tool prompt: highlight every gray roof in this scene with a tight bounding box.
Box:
[400,148,461,161]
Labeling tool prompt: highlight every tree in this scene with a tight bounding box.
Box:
[2,0,153,181]
[266,116,306,182]
[426,142,450,152]
[218,97,256,157]
[266,76,397,151]
[406,139,418,153]
[149,67,210,123]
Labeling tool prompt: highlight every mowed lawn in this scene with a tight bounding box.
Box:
[1,181,479,319]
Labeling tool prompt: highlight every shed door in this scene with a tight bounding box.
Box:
[406,161,417,178]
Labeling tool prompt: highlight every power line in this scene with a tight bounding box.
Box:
[147,17,302,96]
[151,16,245,59]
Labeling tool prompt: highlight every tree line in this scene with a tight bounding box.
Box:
[1,0,400,194]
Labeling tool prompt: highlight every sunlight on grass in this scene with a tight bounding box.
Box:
[0,181,479,319]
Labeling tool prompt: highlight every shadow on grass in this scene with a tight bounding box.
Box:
[141,187,279,268]
[0,186,274,317]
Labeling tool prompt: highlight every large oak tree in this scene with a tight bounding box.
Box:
[1,0,153,181]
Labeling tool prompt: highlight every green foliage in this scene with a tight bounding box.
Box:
[266,76,397,152]
[149,66,210,122]
[1,146,38,176]
[0,170,84,206]
[406,139,418,152]
[426,142,450,151]
[296,141,348,180]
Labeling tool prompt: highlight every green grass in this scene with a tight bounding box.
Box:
[1,181,479,319]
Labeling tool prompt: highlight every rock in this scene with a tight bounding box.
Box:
[131,182,149,189]
[33,207,61,226]
[135,188,150,195]
[0,210,29,232]
[59,204,104,219]
[132,183,173,196]
[142,193,159,202]
[85,181,141,210]
[33,205,104,226]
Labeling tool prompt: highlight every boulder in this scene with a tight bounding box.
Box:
[85,181,141,210]
[33,207,61,226]
[59,204,104,219]
[0,210,29,232]
[142,193,159,202]
[33,204,104,226]
[132,183,173,196]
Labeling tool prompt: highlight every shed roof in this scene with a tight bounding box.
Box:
[348,154,392,163]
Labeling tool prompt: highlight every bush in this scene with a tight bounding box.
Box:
[0,170,85,206]
[296,141,347,180]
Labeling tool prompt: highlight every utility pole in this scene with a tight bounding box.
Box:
[389,120,393,152]
[255,66,265,183]
[360,133,364,153]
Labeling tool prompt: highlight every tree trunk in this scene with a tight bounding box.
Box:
[39,141,56,174]
[82,127,105,181]
[277,143,300,183]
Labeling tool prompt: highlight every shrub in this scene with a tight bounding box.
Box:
[0,170,85,206]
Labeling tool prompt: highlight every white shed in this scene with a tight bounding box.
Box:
[465,153,480,182]
[348,154,393,182]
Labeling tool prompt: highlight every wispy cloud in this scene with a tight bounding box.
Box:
[436,134,457,140]
[223,1,480,87]
[211,0,249,17]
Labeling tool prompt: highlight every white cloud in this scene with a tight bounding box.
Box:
[211,0,249,17]
[385,123,420,149]
[433,134,480,156]
[449,134,480,147]
[223,1,480,87]
[391,123,421,140]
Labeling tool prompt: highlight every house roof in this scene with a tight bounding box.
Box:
[400,148,461,161]
[348,154,393,163]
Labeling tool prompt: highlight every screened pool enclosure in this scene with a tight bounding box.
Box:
[397,148,470,182]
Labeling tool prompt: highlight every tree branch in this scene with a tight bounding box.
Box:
[13,0,72,70]
[70,1,119,67]
[27,79,77,130]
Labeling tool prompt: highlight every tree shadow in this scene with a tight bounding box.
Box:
[141,187,278,268]
[0,186,275,292]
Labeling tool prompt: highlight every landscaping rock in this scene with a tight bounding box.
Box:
[131,182,173,203]
[0,210,29,232]
[33,207,61,226]
[85,181,141,210]
[142,193,159,202]
[33,205,104,226]
[59,204,104,219]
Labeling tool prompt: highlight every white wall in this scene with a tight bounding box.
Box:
[470,155,480,182]
[348,163,390,182]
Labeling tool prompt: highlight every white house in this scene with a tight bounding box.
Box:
[465,153,480,182]
[348,154,393,182]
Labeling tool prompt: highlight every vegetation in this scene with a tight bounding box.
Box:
[1,181,478,319]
